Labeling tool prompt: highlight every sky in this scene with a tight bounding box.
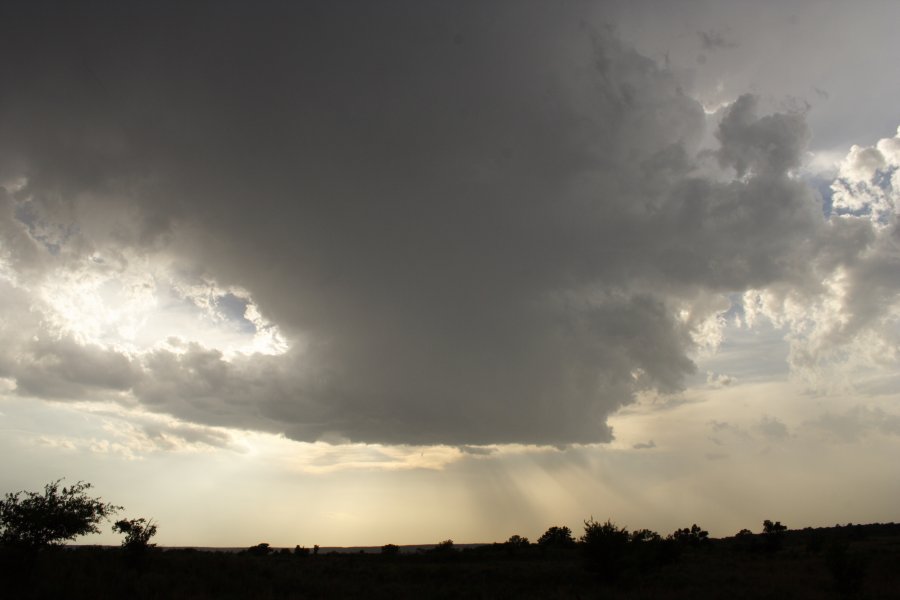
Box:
[1,0,900,547]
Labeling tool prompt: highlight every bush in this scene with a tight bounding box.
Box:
[627,528,680,570]
[630,529,661,543]
[733,528,758,553]
[380,543,399,555]
[537,526,575,548]
[246,543,272,556]
[112,518,157,553]
[0,480,120,549]
[581,518,629,549]
[670,524,709,547]
[432,539,455,553]
[580,518,629,581]
[763,520,787,553]
[763,520,787,535]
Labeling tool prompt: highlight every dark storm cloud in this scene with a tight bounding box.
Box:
[13,335,140,399]
[0,188,46,275]
[0,2,883,444]
[716,94,809,178]
[138,420,235,451]
[698,30,737,52]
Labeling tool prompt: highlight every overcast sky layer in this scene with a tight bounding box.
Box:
[2,1,900,546]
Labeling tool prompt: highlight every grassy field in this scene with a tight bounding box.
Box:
[2,523,898,599]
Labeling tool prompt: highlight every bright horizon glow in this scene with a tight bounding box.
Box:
[4,363,900,548]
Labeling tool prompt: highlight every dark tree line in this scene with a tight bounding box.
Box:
[2,479,795,564]
[4,480,886,597]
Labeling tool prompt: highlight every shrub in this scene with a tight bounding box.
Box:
[537,526,575,548]
[734,528,757,553]
[581,518,629,549]
[380,543,400,555]
[626,528,680,570]
[580,518,629,581]
[763,520,787,535]
[763,520,787,552]
[630,529,661,543]
[246,543,272,556]
[670,524,709,547]
[112,518,158,553]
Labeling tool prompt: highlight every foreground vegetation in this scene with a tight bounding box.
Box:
[1,522,897,599]
[2,481,899,598]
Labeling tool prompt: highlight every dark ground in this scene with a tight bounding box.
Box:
[2,523,898,599]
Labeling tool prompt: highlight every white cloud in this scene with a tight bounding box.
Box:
[831,127,900,224]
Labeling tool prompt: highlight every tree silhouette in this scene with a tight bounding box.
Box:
[580,518,629,581]
[763,520,786,535]
[671,524,709,546]
[0,480,120,549]
[537,526,574,548]
[630,528,661,543]
[246,542,272,556]
[581,518,629,547]
[112,517,158,553]
[630,527,680,569]
[733,528,757,552]
[762,519,787,552]
[380,543,400,555]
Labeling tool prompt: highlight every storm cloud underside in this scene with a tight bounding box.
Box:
[0,2,898,445]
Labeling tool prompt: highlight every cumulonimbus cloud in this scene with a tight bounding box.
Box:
[0,3,896,445]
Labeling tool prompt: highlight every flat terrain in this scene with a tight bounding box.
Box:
[2,523,898,599]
